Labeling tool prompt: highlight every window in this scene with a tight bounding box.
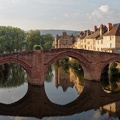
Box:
[97,48,99,51]
[110,36,112,40]
[110,43,112,48]
[97,41,99,44]
[91,45,92,49]
[101,40,103,44]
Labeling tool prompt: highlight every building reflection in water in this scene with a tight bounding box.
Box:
[0,80,120,119]
[1,60,120,119]
[54,67,74,92]
[54,60,84,94]
[100,100,120,119]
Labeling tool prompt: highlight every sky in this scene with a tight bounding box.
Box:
[0,0,120,31]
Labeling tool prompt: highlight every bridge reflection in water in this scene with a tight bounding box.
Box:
[0,80,120,119]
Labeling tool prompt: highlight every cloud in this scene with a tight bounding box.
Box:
[91,5,113,19]
[99,5,110,13]
[87,5,120,26]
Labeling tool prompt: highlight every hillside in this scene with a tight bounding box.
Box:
[40,29,80,36]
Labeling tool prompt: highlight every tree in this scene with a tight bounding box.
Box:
[41,34,54,49]
[0,26,25,53]
[26,30,41,50]
[33,45,43,50]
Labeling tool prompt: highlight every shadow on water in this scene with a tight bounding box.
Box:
[101,62,120,93]
[0,80,120,119]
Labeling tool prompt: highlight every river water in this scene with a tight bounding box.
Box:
[0,61,120,120]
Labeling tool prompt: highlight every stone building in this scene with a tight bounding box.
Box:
[54,32,76,48]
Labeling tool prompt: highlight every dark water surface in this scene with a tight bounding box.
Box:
[0,63,120,120]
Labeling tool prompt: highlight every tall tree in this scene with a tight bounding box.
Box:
[41,33,54,50]
[0,26,25,53]
[26,30,54,50]
[26,30,41,50]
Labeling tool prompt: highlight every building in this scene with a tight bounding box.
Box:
[75,23,120,53]
[54,32,76,48]
[101,23,120,53]
[53,23,120,53]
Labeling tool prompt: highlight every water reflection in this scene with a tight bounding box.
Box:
[0,63,28,104]
[101,62,120,93]
[1,60,120,119]
[45,57,84,105]
[100,101,120,119]
[0,81,120,119]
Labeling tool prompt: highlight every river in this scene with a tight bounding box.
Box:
[0,60,120,120]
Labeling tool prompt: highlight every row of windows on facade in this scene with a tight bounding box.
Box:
[79,36,113,44]
[78,43,112,51]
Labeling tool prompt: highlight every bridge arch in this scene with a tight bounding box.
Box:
[0,57,32,77]
[100,57,120,74]
[44,50,91,80]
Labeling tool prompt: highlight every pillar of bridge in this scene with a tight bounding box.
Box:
[27,51,45,86]
[83,62,102,81]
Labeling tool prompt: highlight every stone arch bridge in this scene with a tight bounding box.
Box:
[0,48,120,86]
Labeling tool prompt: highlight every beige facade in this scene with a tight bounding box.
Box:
[53,23,120,53]
[74,23,120,53]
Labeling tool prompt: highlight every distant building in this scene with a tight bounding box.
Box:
[54,32,76,48]
[53,23,120,53]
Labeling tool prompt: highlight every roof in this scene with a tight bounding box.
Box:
[85,29,100,39]
[104,23,120,36]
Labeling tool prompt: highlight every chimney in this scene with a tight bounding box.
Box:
[87,30,91,36]
[108,23,112,31]
[56,34,59,40]
[94,25,97,32]
[55,34,59,48]
[100,24,104,35]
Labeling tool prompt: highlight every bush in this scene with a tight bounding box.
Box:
[33,45,42,50]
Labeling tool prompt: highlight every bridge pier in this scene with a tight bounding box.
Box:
[84,63,102,81]
[27,51,45,86]
[28,76,44,86]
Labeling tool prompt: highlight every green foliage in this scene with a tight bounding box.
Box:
[101,62,120,93]
[41,34,54,50]
[111,82,118,92]
[0,26,25,53]
[59,57,70,73]
[0,63,27,88]
[54,57,84,84]
[70,59,84,84]
[109,62,119,80]
[26,30,41,50]
[26,30,54,50]
[45,66,53,83]
[0,26,54,53]
[33,45,42,50]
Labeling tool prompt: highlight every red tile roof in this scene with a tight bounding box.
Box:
[104,23,120,36]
